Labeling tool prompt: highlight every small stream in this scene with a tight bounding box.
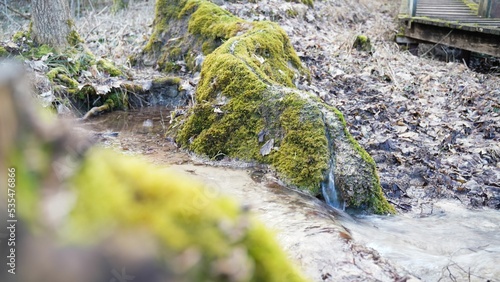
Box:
[84,107,500,282]
[344,201,500,282]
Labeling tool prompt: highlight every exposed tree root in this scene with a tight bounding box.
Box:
[80,103,110,120]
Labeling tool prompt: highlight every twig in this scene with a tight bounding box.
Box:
[0,2,30,19]
[0,9,21,29]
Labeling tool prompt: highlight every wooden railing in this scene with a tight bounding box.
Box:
[406,0,499,18]
[408,0,417,16]
[479,0,500,17]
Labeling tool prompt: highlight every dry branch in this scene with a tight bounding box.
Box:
[0,2,30,19]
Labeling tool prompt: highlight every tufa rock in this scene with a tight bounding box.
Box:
[148,0,394,213]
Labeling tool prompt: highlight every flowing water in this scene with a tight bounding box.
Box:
[344,201,500,282]
[83,108,500,282]
[321,166,345,210]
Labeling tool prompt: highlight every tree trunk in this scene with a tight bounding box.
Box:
[31,0,73,50]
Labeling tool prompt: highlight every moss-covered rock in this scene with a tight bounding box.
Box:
[96,58,123,76]
[353,35,372,52]
[148,0,393,213]
[7,26,128,114]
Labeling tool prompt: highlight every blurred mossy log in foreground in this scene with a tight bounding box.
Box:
[0,60,308,282]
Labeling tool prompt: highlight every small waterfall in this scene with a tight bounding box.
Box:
[321,166,344,210]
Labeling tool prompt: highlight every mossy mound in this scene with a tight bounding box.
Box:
[147,0,393,213]
[6,29,132,114]
[353,35,372,52]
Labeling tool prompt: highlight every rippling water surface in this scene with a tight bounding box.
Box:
[344,201,500,281]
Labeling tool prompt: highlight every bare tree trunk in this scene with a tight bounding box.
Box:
[31,0,73,50]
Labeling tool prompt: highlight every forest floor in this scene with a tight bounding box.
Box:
[1,0,499,214]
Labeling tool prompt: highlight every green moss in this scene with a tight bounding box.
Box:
[301,0,314,7]
[97,59,122,76]
[153,76,181,85]
[33,44,55,59]
[67,148,307,281]
[143,0,187,55]
[269,93,329,193]
[168,47,182,59]
[104,98,115,109]
[286,9,299,18]
[12,29,30,43]
[139,0,248,70]
[161,61,182,73]
[202,40,218,55]
[0,46,8,57]
[57,74,79,88]
[353,35,372,52]
[181,0,245,39]
[67,29,83,46]
[461,0,478,12]
[46,67,67,81]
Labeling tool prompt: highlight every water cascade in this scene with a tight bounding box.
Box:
[321,165,344,209]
